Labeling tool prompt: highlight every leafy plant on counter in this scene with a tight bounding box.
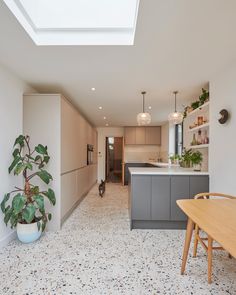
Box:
[169,154,181,164]
[191,150,203,165]
[0,135,56,232]
[180,148,193,168]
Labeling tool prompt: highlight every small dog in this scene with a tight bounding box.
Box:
[99,180,105,197]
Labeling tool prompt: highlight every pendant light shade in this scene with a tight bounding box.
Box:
[168,91,183,125]
[137,91,151,125]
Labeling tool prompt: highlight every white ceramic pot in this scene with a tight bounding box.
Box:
[193,163,201,171]
[17,221,42,243]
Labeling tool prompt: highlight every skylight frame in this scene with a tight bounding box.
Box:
[3,0,140,45]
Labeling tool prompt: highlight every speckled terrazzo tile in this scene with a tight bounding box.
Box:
[0,183,236,295]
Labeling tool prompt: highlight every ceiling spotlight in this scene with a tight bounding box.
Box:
[148,106,152,110]
[91,87,96,91]
[103,116,106,120]
[98,106,102,110]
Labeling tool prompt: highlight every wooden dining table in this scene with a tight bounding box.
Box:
[177,199,236,281]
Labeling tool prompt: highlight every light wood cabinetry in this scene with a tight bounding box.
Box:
[145,126,161,145]
[124,126,161,145]
[124,127,136,144]
[135,127,146,144]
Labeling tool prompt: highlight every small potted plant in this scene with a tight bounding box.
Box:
[191,150,203,171]
[180,148,193,168]
[169,154,181,165]
[1,135,56,243]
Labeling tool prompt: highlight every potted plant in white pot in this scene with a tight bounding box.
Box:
[191,150,203,171]
[1,135,56,243]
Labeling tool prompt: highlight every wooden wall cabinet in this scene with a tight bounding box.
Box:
[124,126,161,145]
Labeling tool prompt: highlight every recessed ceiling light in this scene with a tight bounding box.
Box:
[103,116,106,120]
[98,106,102,110]
[148,106,152,110]
[91,87,96,91]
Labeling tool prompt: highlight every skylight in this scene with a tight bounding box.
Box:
[3,0,140,45]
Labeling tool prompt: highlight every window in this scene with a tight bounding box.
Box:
[175,123,183,156]
[4,0,140,45]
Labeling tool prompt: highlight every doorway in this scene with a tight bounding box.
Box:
[105,137,123,183]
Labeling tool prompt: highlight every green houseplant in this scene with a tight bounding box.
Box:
[1,135,56,243]
[191,150,203,171]
[180,148,193,168]
[169,154,181,165]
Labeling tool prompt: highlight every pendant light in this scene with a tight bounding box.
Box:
[137,91,151,125]
[168,91,183,125]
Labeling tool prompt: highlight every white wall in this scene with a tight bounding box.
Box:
[160,122,169,162]
[23,94,61,231]
[97,127,124,182]
[0,64,34,248]
[210,63,236,195]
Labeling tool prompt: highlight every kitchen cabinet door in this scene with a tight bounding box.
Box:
[170,176,190,221]
[131,175,151,220]
[190,176,209,198]
[151,176,170,220]
[125,127,136,145]
[135,127,146,144]
[145,127,161,145]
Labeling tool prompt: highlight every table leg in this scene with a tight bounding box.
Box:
[208,235,213,284]
[181,217,194,275]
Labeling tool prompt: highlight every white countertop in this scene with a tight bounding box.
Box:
[129,167,209,176]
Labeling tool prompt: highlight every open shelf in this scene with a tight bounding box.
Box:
[187,144,209,149]
[186,101,209,117]
[188,122,210,132]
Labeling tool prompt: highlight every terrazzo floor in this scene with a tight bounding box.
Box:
[0,183,236,295]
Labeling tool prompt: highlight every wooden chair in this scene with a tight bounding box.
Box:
[193,192,236,283]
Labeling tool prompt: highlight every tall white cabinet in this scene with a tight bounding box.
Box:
[23,94,97,231]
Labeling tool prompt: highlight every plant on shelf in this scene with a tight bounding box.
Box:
[169,154,181,165]
[183,88,209,119]
[199,88,209,106]
[191,150,203,171]
[0,135,56,243]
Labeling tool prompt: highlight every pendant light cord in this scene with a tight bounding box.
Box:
[141,91,146,113]
[174,91,178,112]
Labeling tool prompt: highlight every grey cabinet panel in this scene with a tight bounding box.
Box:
[135,127,146,144]
[151,176,170,220]
[190,176,209,198]
[145,127,161,145]
[132,175,151,220]
[171,176,190,221]
[125,127,136,144]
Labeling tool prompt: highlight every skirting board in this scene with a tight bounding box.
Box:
[131,220,187,230]
[0,230,17,249]
[61,181,97,226]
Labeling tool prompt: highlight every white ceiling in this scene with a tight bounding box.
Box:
[0,0,236,127]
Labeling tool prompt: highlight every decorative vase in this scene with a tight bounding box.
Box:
[17,221,42,243]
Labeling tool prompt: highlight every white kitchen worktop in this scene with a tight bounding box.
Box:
[129,167,209,176]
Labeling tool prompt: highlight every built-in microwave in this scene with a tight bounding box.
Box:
[87,144,94,165]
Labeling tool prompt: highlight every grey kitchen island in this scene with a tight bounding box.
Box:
[128,167,209,229]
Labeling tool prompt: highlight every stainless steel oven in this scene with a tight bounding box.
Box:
[87,144,94,165]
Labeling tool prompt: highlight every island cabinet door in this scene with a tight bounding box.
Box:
[190,176,209,198]
[151,176,170,220]
[170,176,190,221]
[131,175,151,220]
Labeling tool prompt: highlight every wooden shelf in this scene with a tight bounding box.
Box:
[188,122,210,132]
[187,144,209,149]
[186,101,209,117]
